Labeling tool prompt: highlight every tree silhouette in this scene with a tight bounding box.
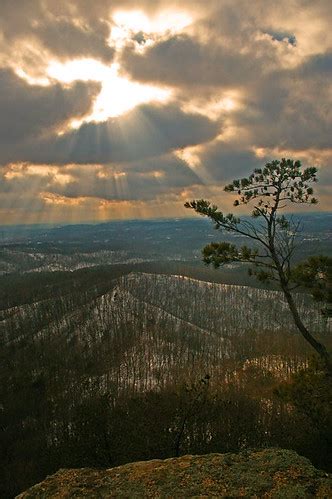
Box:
[185,159,331,373]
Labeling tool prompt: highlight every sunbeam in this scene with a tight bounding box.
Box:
[47,60,171,124]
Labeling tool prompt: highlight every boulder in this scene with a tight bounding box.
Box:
[17,449,332,498]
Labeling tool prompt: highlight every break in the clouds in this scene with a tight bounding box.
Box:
[0,0,331,223]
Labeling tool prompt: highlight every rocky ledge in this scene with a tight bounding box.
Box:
[17,449,331,498]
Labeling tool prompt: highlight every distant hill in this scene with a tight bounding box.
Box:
[1,214,331,274]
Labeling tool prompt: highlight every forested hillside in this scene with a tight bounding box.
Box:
[1,271,331,497]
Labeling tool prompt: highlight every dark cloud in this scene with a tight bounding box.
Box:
[0,0,42,39]
[0,68,100,145]
[0,0,193,65]
[0,0,114,64]
[0,153,202,203]
[50,155,202,201]
[34,19,114,63]
[198,142,260,183]
[233,64,332,150]
[1,103,220,165]
[120,34,265,89]
[300,52,332,76]
[132,31,147,45]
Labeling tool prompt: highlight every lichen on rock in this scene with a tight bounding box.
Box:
[17,449,332,498]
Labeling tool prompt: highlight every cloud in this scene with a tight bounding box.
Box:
[1,103,220,165]
[232,61,332,150]
[0,0,331,221]
[299,52,332,76]
[34,19,114,63]
[197,141,260,183]
[120,33,268,89]
[0,154,203,212]
[0,68,100,146]
[0,0,114,65]
[47,155,202,201]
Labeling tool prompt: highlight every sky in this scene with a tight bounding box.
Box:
[0,0,331,224]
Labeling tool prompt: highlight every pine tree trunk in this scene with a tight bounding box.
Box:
[281,283,332,374]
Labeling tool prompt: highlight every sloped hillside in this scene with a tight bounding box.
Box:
[2,272,325,393]
[3,273,331,498]
[18,449,332,498]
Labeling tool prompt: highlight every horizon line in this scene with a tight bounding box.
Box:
[1,211,332,229]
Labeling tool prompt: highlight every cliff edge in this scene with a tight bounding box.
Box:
[17,449,331,498]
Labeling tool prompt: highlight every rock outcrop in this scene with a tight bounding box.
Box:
[17,449,331,498]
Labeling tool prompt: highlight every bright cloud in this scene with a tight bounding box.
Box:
[48,59,171,122]
[112,9,193,37]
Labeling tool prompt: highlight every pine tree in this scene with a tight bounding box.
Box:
[185,159,331,373]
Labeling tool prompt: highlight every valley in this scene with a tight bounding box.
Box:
[1,216,331,497]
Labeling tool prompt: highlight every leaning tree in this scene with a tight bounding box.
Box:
[185,158,331,373]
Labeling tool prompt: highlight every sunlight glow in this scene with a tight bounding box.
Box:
[112,10,192,36]
[41,192,84,206]
[4,163,74,185]
[97,170,127,180]
[253,146,332,167]
[109,10,192,52]
[182,91,241,121]
[93,64,171,121]
[47,59,171,123]
[48,59,107,84]
[176,148,201,168]
[175,146,215,186]
[4,163,55,180]
[15,69,50,86]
